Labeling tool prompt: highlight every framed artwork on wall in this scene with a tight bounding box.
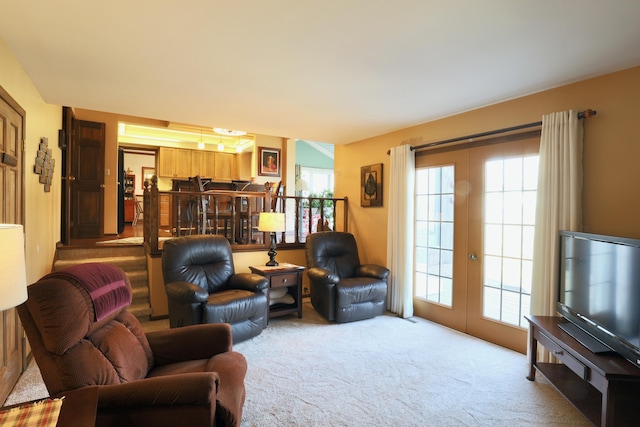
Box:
[258,147,281,177]
[360,163,383,207]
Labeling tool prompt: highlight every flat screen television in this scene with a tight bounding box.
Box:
[557,231,640,368]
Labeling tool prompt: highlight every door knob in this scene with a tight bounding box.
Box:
[468,253,478,261]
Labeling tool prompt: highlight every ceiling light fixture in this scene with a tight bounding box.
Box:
[214,128,246,137]
[197,129,205,150]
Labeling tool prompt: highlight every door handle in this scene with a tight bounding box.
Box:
[100,184,106,188]
[468,253,478,261]
[68,176,76,181]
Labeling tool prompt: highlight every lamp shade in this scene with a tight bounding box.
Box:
[258,212,285,232]
[0,224,28,311]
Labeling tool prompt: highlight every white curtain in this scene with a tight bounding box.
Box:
[387,144,415,318]
[530,110,583,357]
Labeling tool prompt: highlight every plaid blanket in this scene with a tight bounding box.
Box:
[0,398,63,427]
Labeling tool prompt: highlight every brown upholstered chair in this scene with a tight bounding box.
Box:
[305,231,390,323]
[17,262,246,427]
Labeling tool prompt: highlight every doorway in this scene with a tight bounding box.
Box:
[0,86,25,403]
[413,132,540,353]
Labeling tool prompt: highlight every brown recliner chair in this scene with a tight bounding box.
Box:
[17,262,246,427]
[305,231,390,323]
[162,234,269,343]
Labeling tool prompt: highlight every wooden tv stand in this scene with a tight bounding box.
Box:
[526,315,640,426]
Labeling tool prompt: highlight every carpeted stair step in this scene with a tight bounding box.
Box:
[53,255,147,272]
[55,245,145,261]
[53,244,152,321]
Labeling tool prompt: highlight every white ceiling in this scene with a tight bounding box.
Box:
[1,1,640,145]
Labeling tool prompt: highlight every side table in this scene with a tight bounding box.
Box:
[249,263,305,321]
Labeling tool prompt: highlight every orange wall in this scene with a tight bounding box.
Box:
[336,66,640,267]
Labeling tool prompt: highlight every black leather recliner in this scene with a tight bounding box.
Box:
[305,231,390,323]
[162,234,269,343]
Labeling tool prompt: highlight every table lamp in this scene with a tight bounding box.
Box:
[258,212,285,266]
[0,224,28,311]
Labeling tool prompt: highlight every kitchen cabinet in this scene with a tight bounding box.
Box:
[159,147,235,180]
[214,152,236,180]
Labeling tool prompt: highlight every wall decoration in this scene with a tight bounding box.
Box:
[360,163,383,207]
[142,167,155,188]
[34,137,55,192]
[258,147,281,177]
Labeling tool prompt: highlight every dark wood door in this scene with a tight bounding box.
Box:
[60,106,73,245]
[71,120,105,238]
[0,86,25,403]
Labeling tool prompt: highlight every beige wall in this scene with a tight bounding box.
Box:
[336,66,640,268]
[0,38,62,284]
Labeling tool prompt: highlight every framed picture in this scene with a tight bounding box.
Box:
[142,167,155,188]
[360,163,383,207]
[258,147,281,177]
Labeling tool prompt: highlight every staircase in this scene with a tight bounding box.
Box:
[53,244,152,320]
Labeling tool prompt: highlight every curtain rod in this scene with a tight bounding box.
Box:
[398,109,597,153]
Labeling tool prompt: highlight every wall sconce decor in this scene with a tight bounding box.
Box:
[34,137,55,192]
[360,163,383,207]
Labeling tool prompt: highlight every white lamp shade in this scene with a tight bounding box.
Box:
[0,224,28,311]
[258,212,285,232]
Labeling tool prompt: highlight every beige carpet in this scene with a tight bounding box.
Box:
[5,303,588,426]
[96,236,170,245]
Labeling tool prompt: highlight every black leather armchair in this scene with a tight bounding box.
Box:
[162,235,269,343]
[305,231,390,323]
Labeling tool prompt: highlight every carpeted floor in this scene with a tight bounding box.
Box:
[96,236,170,245]
[5,302,589,426]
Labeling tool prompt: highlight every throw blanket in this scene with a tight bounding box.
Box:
[44,263,131,321]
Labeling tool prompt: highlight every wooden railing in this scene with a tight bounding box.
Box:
[142,176,348,254]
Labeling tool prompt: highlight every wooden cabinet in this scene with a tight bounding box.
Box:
[214,152,236,180]
[124,199,135,223]
[158,147,176,177]
[202,151,216,178]
[159,194,171,227]
[249,264,304,321]
[158,147,235,180]
[158,147,191,178]
[175,148,192,178]
[191,151,216,178]
[526,315,640,426]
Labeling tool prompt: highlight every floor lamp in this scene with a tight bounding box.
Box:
[0,224,28,311]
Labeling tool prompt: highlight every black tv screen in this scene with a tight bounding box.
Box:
[557,231,640,367]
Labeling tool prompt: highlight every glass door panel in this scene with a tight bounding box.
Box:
[413,133,540,353]
[413,149,469,332]
[467,135,540,353]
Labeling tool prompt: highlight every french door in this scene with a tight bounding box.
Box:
[413,132,540,353]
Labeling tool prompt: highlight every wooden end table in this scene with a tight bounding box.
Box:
[249,263,304,321]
